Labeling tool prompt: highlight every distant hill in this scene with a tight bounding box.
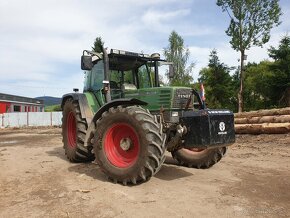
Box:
[35,96,61,106]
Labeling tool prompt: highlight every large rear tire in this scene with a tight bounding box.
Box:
[171,147,226,169]
[93,106,166,185]
[62,98,94,162]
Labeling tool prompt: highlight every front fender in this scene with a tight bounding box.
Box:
[84,98,147,147]
[91,98,147,124]
[61,93,94,125]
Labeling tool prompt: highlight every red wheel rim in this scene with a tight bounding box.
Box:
[67,111,76,148]
[104,123,140,168]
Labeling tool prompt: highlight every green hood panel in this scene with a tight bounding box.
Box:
[124,86,192,111]
[84,86,193,113]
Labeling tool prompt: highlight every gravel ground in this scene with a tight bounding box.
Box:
[0,127,289,218]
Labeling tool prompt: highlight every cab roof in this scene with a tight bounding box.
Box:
[108,49,164,71]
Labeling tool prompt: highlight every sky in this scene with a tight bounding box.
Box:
[0,0,289,98]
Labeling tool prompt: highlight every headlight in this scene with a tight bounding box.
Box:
[171,111,179,117]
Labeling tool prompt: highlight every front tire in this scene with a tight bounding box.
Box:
[93,106,166,185]
[172,147,226,169]
[62,98,94,162]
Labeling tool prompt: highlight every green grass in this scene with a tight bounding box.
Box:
[45,104,61,112]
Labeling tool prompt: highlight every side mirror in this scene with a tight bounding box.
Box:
[169,65,174,78]
[81,55,93,70]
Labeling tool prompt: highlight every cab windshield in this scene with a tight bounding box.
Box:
[110,63,153,90]
[83,54,159,93]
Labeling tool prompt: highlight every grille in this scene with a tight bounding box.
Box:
[172,89,193,109]
[158,89,171,108]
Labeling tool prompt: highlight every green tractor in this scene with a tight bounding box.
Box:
[61,48,235,185]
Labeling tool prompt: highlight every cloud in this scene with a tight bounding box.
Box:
[0,72,84,98]
[140,9,193,37]
[1,0,188,97]
[142,9,191,25]
[141,8,216,37]
[0,0,289,97]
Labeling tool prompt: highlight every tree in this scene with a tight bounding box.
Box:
[199,49,236,111]
[217,0,282,112]
[164,31,194,86]
[243,61,275,110]
[92,37,104,53]
[268,35,290,106]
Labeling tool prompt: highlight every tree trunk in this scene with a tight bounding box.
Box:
[279,87,290,107]
[235,115,290,124]
[235,107,290,118]
[238,50,245,113]
[235,123,290,134]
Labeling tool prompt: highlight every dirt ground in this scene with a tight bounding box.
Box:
[0,127,289,218]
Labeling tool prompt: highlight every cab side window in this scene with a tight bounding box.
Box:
[91,61,104,90]
[84,60,104,91]
[138,64,151,88]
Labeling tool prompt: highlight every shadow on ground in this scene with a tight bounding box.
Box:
[46,146,69,161]
[46,147,107,182]
[164,154,179,165]
[154,154,193,181]
[46,148,192,183]
[67,162,108,182]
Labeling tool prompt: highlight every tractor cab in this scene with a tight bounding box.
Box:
[81,49,173,101]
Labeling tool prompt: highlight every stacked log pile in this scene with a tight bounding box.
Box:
[235,107,290,134]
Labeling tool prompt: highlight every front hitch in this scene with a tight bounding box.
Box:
[167,124,187,152]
